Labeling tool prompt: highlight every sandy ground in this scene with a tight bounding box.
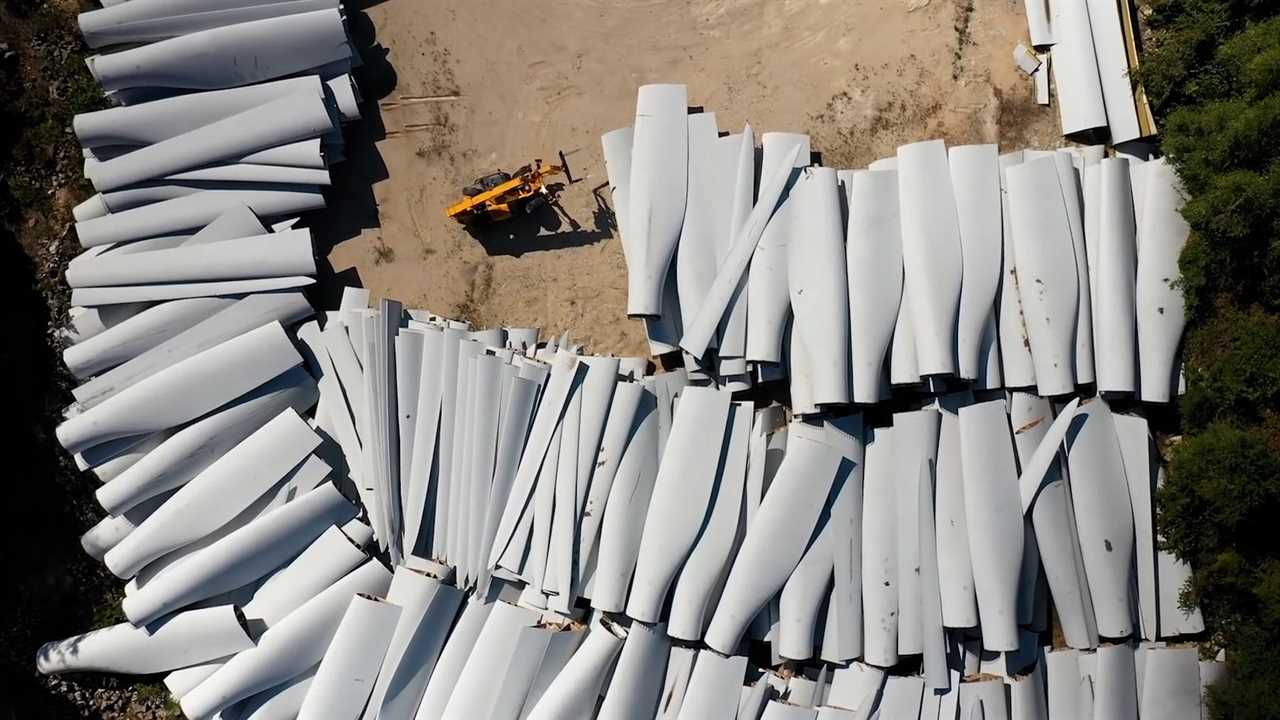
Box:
[318,0,1061,357]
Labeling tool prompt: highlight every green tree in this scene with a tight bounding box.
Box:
[1144,3,1280,718]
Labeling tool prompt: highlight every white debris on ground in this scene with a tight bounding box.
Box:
[1013,44,1041,76]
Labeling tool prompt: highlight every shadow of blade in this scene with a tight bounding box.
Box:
[0,225,144,717]
[303,7,397,308]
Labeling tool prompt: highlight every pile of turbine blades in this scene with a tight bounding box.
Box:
[1015,0,1157,142]
[612,84,1186,405]
[37,37,1220,720]
[66,0,358,262]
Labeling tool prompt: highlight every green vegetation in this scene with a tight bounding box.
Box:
[1141,2,1280,717]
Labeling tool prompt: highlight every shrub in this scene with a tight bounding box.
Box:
[1156,16,1280,318]
[1182,305,1280,429]
[1163,424,1280,572]
[1163,425,1280,717]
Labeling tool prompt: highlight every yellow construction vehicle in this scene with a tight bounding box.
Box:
[445,153,571,226]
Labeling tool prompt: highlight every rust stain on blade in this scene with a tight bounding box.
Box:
[1014,416,1044,434]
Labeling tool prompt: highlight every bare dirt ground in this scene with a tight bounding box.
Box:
[322,0,1061,357]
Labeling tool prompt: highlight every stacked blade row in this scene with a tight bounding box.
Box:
[40,281,1223,719]
[1017,0,1156,142]
[611,85,1190,406]
[67,0,360,256]
[36,56,1216,720]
